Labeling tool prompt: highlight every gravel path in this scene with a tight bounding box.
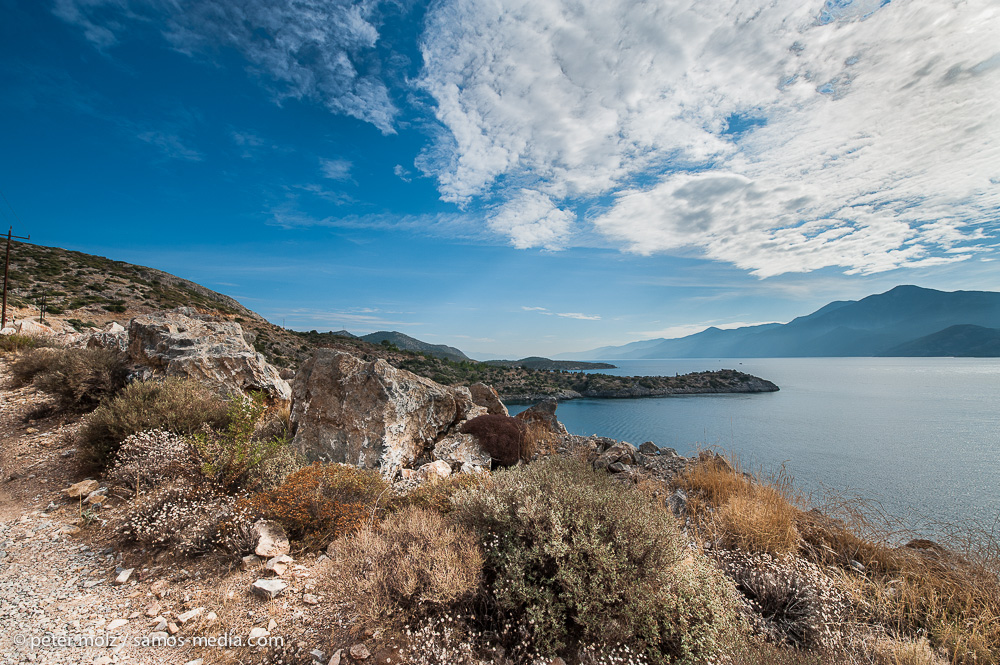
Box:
[0,366,341,665]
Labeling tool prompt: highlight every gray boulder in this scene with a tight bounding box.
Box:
[290,349,467,473]
[469,382,509,416]
[594,441,638,472]
[128,312,290,401]
[514,398,568,435]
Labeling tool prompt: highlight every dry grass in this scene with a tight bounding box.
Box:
[717,485,801,555]
[677,452,802,556]
[328,507,482,630]
[677,450,1000,665]
[389,473,489,515]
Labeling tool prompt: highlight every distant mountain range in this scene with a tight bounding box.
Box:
[559,286,1000,359]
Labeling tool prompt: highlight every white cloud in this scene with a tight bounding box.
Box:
[419,0,1000,276]
[320,158,353,181]
[487,189,573,250]
[393,164,412,182]
[54,0,398,133]
[557,312,601,321]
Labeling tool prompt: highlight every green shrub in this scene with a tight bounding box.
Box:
[459,413,527,468]
[9,347,128,411]
[0,333,51,355]
[189,393,301,492]
[332,507,483,628]
[454,457,743,663]
[77,377,230,468]
[248,463,389,549]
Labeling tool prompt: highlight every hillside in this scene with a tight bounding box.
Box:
[358,330,470,361]
[4,241,778,399]
[563,285,1000,359]
[485,357,616,370]
[879,324,1000,357]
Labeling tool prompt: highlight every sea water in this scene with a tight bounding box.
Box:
[508,358,1000,535]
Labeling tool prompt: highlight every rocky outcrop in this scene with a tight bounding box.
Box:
[87,322,129,353]
[469,383,509,416]
[432,433,491,472]
[127,312,290,401]
[290,349,474,473]
[513,398,568,435]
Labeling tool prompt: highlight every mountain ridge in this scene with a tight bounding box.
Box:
[560,286,1000,359]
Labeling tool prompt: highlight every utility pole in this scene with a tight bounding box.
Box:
[2,226,30,330]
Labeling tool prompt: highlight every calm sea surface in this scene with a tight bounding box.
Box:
[508,358,1000,535]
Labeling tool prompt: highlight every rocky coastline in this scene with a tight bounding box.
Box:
[500,370,780,403]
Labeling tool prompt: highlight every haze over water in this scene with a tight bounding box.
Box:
[510,358,1000,537]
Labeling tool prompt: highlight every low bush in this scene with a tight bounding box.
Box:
[77,377,230,468]
[389,473,488,515]
[190,393,301,492]
[713,549,849,650]
[454,456,743,663]
[111,476,252,556]
[332,507,482,628]
[9,346,129,411]
[107,429,198,496]
[459,414,526,468]
[0,333,51,355]
[248,463,389,549]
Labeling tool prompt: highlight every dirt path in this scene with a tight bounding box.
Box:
[0,364,344,665]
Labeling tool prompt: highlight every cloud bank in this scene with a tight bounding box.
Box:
[419,0,1000,276]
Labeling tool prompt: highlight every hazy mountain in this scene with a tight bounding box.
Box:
[562,286,1000,359]
[879,325,1000,357]
[359,331,470,361]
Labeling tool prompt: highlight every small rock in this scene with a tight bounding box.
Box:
[176,607,203,624]
[415,460,452,482]
[114,568,133,585]
[93,657,112,665]
[152,617,167,632]
[240,554,260,571]
[107,619,128,631]
[302,593,320,605]
[145,602,161,618]
[251,578,288,599]
[849,559,866,573]
[248,627,270,640]
[59,525,81,536]
[265,553,293,577]
[149,631,168,642]
[150,579,169,598]
[183,660,205,665]
[267,618,277,632]
[667,489,688,517]
[167,622,180,635]
[349,643,370,661]
[26,427,38,434]
[639,441,659,455]
[328,650,342,665]
[205,611,218,623]
[64,479,100,499]
[253,520,290,558]
[310,649,325,662]
[61,449,77,457]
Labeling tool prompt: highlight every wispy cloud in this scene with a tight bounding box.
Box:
[135,129,203,162]
[320,158,353,181]
[419,0,1000,276]
[53,0,400,133]
[522,306,600,320]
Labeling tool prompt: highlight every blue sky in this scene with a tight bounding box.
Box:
[1,0,998,358]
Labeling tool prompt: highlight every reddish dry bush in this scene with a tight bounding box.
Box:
[248,463,389,549]
[459,413,526,468]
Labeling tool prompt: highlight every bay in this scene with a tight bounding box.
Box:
[508,357,1000,535]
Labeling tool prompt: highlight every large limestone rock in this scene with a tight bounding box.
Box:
[514,398,568,435]
[469,383,509,416]
[290,349,466,472]
[128,312,290,401]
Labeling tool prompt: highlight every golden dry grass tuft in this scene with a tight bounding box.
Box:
[328,506,482,630]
